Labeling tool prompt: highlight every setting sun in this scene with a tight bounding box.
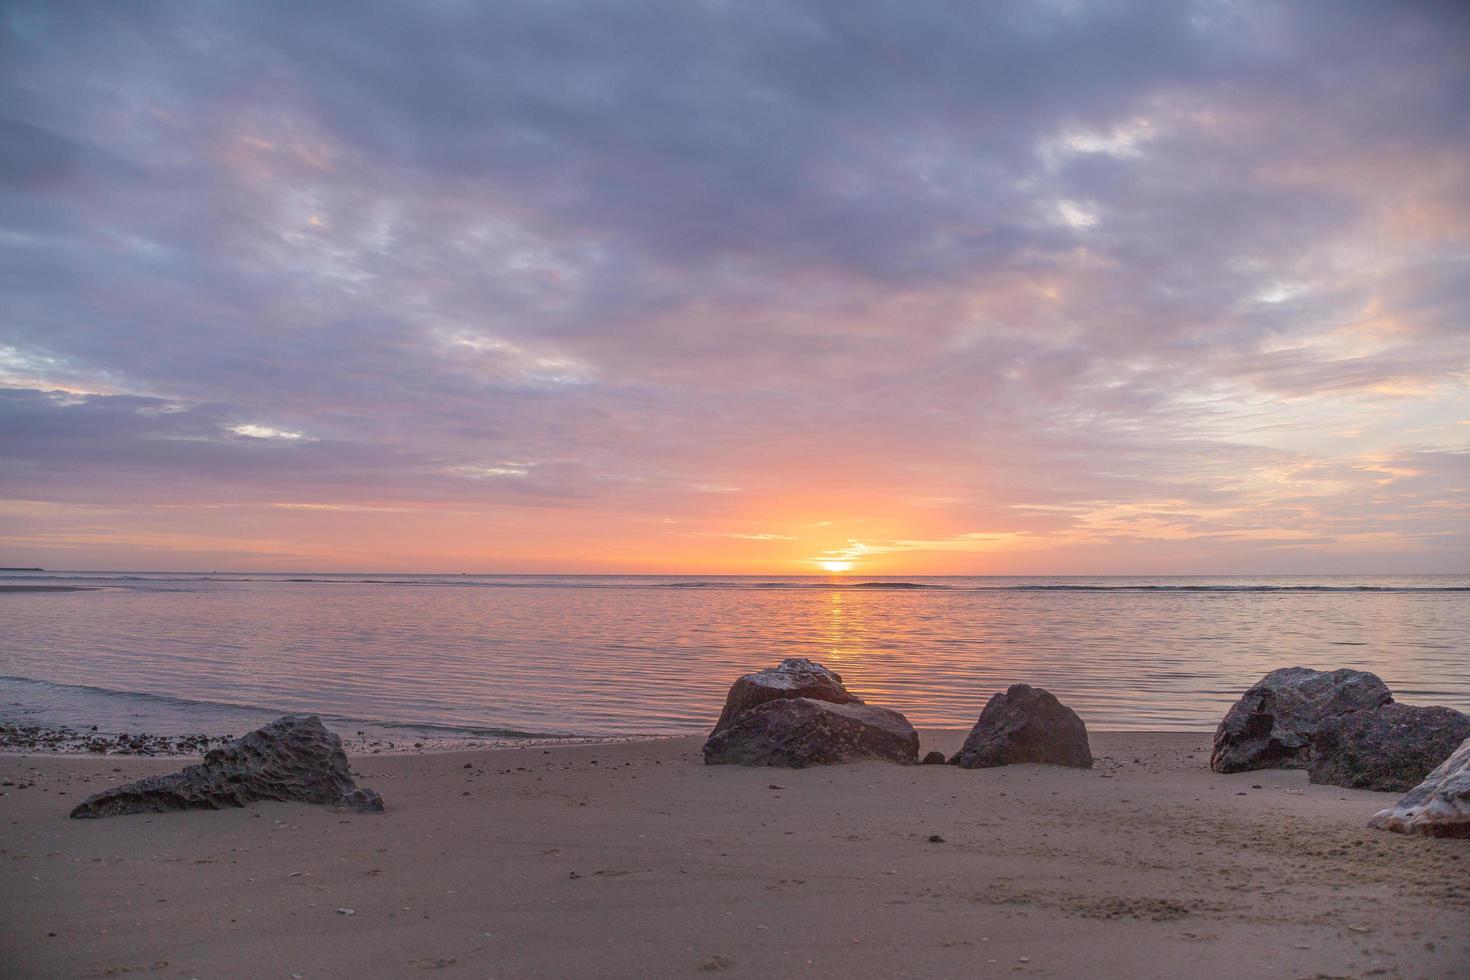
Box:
[4,4,1469,976]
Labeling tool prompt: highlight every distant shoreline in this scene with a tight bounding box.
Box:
[0,585,93,593]
[0,720,1217,758]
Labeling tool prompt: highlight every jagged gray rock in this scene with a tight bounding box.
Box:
[1210,667,1392,774]
[69,715,384,818]
[703,697,918,768]
[1369,737,1470,839]
[949,684,1092,769]
[710,657,862,736]
[1309,703,1470,793]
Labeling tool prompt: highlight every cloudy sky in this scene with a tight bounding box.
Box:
[1,1,1467,573]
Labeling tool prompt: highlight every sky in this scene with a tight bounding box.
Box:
[1,1,1467,575]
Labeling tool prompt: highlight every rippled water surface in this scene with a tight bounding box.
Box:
[2,572,1467,739]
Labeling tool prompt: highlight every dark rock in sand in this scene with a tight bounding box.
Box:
[920,750,947,765]
[1309,703,1470,793]
[340,787,385,814]
[710,658,862,736]
[1210,667,1393,774]
[703,697,918,768]
[69,715,384,818]
[1369,737,1470,838]
[949,684,1092,769]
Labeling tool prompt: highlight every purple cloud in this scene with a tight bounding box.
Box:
[1,1,1466,571]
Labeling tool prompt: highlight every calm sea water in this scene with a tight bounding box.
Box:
[2,572,1467,742]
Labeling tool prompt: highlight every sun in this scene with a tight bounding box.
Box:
[818,560,853,574]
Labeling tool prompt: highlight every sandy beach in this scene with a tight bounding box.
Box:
[3,731,1465,979]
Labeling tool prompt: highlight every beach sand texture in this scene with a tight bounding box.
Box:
[2,731,1466,979]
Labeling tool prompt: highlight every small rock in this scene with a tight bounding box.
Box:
[950,684,1092,769]
[341,788,384,813]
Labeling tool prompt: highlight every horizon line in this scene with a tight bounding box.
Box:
[5,569,1466,578]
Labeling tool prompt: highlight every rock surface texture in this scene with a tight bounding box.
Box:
[1309,703,1470,793]
[703,698,919,768]
[339,787,386,814]
[1210,667,1392,774]
[949,684,1092,769]
[69,715,383,818]
[710,658,862,736]
[1368,737,1470,839]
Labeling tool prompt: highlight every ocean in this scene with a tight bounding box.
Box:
[2,572,1467,745]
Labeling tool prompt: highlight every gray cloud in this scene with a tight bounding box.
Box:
[1,0,1466,570]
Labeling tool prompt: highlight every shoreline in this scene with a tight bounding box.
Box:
[3,731,1464,978]
[0,720,670,757]
[0,720,1218,758]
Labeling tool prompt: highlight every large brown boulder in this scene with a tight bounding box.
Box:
[1309,703,1470,793]
[949,684,1092,769]
[69,715,384,818]
[703,698,918,768]
[1369,737,1470,839]
[1210,667,1392,774]
[710,657,861,736]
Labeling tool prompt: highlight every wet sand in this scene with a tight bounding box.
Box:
[1,731,1466,979]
